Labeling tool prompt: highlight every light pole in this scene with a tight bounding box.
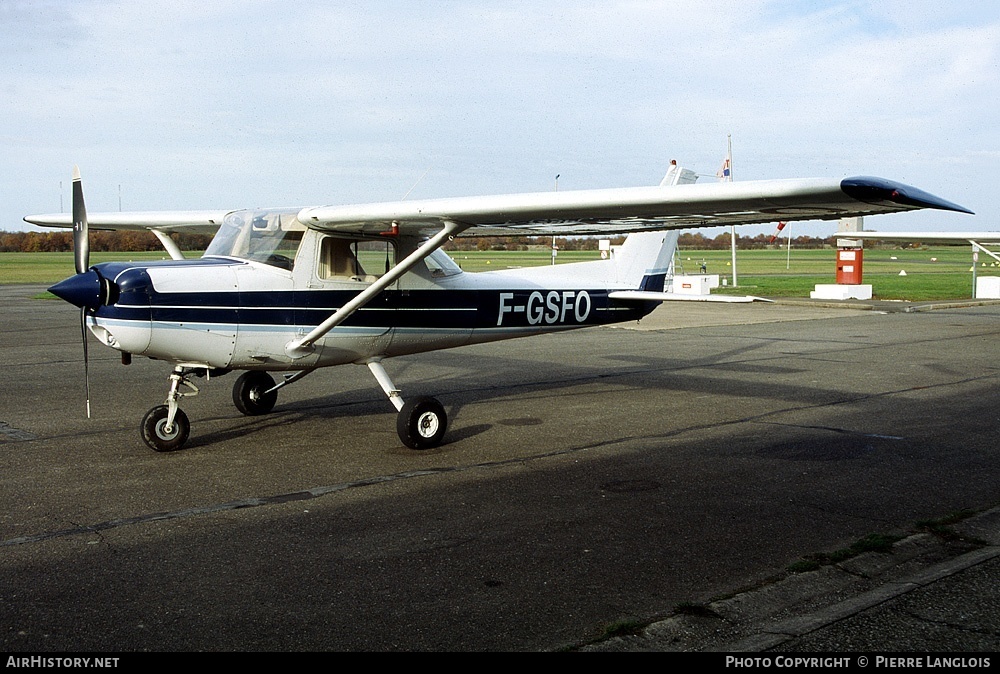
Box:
[552,175,560,265]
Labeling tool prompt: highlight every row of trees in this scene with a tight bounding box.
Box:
[678,232,834,250]
[2,229,865,254]
[0,230,213,253]
[445,232,841,252]
[444,235,627,252]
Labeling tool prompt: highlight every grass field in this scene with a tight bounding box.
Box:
[0,251,177,285]
[4,245,994,301]
[451,245,990,301]
[673,246,987,301]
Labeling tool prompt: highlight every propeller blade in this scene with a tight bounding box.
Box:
[72,166,90,275]
[80,307,92,419]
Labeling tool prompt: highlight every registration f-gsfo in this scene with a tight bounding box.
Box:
[27,164,972,452]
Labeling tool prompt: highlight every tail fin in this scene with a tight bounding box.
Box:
[614,230,679,291]
[659,161,699,186]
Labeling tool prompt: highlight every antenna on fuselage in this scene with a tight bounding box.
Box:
[401,167,432,200]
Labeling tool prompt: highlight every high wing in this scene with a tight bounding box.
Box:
[24,209,231,260]
[296,176,973,238]
[23,210,230,234]
[25,176,971,240]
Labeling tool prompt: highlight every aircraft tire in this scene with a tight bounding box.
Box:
[397,396,447,450]
[141,405,190,452]
[233,371,278,416]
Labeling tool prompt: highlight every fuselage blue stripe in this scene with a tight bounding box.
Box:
[97,287,652,330]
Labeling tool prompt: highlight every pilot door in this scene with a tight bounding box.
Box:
[301,236,398,362]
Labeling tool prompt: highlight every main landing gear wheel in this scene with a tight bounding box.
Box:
[396,396,447,450]
[141,405,190,452]
[233,371,278,416]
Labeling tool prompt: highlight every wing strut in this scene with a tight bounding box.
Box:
[150,230,186,260]
[285,220,468,359]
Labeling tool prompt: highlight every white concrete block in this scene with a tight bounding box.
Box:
[810,284,873,300]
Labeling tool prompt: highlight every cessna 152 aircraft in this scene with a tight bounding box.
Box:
[27,164,972,452]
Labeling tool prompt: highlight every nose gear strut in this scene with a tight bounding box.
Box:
[140,366,200,452]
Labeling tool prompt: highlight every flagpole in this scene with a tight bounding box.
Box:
[786,222,792,270]
[727,135,737,287]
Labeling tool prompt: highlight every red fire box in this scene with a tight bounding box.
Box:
[836,248,864,285]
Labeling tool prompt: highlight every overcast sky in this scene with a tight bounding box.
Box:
[4,0,997,236]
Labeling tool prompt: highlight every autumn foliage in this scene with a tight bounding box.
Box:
[0,230,213,253]
[2,230,835,253]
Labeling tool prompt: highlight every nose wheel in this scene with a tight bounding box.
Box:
[141,405,190,452]
[140,366,199,452]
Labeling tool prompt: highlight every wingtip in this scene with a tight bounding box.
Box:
[72,165,81,182]
[841,176,973,215]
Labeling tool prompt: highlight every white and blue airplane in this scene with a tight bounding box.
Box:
[26,164,971,452]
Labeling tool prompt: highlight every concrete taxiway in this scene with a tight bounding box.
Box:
[1,284,999,652]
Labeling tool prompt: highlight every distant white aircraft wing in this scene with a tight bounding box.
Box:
[297,176,973,237]
[850,231,999,243]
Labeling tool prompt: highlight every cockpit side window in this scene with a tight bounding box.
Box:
[319,237,395,282]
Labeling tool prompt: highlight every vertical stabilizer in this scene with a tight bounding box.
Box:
[660,162,699,186]
[615,230,680,291]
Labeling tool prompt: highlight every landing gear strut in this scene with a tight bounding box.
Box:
[141,366,199,452]
[138,362,446,452]
[368,360,447,450]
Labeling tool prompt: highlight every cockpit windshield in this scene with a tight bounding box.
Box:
[204,208,305,270]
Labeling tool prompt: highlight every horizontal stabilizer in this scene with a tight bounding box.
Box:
[609,290,773,304]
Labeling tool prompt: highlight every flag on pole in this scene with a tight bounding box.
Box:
[721,134,737,285]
